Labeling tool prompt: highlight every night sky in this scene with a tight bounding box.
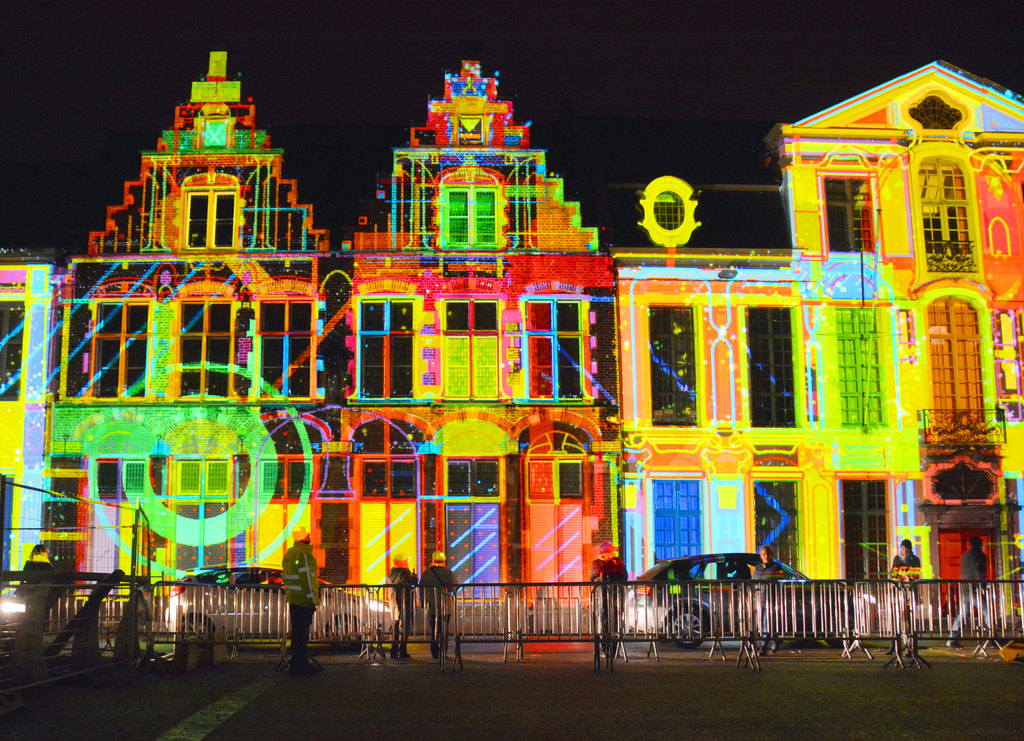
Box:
[3,0,1023,247]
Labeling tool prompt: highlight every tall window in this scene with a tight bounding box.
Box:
[919,160,975,272]
[835,308,884,428]
[0,304,25,400]
[259,301,313,397]
[754,480,799,570]
[525,300,584,401]
[747,307,795,427]
[180,301,232,397]
[928,298,983,411]
[93,303,148,398]
[443,185,498,249]
[359,300,413,399]
[841,480,888,580]
[353,419,419,498]
[186,191,236,249]
[649,307,697,425]
[444,300,498,398]
[825,178,873,252]
[174,458,232,570]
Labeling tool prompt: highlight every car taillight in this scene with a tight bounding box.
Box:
[635,585,652,597]
[170,585,185,597]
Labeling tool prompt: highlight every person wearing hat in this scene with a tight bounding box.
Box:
[386,552,416,659]
[282,526,321,676]
[590,541,628,663]
[890,538,922,581]
[418,550,457,660]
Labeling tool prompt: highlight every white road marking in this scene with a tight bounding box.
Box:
[155,673,278,741]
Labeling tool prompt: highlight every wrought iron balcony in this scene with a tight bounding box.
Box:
[922,407,1006,446]
[924,240,976,273]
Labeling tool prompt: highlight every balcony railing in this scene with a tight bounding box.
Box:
[922,407,1006,446]
[924,240,976,273]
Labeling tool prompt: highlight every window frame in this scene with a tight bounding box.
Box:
[746,307,796,428]
[0,303,25,400]
[179,300,233,398]
[524,299,585,401]
[184,189,238,250]
[441,184,500,250]
[918,159,976,273]
[258,300,314,398]
[445,458,501,498]
[443,299,499,399]
[824,177,874,253]
[649,306,698,426]
[92,302,149,399]
[357,299,415,400]
[835,308,885,428]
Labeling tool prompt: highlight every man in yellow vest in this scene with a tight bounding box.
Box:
[283,526,321,676]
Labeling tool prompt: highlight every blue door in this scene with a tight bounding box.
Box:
[653,480,702,560]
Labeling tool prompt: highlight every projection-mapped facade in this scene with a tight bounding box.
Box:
[616,62,1024,580]
[5,56,1023,583]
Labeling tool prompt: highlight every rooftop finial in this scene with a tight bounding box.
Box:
[208,51,228,82]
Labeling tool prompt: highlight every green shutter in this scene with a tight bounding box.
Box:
[446,190,469,247]
[446,335,471,397]
[472,335,498,398]
[474,190,496,246]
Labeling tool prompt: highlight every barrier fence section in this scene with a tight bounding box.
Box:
[8,577,1024,682]
[1,479,153,695]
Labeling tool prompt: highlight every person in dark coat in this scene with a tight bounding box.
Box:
[17,544,60,613]
[890,539,922,581]
[753,544,785,655]
[386,553,415,659]
[419,551,457,660]
[949,536,989,648]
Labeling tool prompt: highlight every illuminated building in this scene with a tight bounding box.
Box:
[344,60,620,584]
[0,256,56,570]
[45,53,342,578]
[616,61,1024,579]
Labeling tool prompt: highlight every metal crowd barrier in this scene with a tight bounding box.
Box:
[9,576,1023,683]
[1,570,146,694]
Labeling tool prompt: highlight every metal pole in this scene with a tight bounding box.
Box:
[0,473,7,573]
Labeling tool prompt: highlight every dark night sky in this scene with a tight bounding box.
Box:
[4,0,1024,163]
[2,0,1023,251]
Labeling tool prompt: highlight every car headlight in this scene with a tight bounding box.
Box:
[1,599,26,614]
[367,598,390,613]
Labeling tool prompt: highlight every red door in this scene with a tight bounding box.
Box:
[937,530,992,580]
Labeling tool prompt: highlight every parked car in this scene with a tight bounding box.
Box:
[623,553,811,648]
[163,566,389,648]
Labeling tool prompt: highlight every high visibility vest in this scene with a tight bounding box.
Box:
[282,542,319,607]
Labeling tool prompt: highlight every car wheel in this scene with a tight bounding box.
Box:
[182,613,215,638]
[669,606,705,649]
[330,613,362,652]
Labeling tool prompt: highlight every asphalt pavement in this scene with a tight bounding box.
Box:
[2,641,1022,740]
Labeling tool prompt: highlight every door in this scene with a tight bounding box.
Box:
[937,530,992,580]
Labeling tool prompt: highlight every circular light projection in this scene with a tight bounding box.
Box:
[638,176,701,248]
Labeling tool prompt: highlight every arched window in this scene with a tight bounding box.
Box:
[918,159,975,273]
[927,298,983,412]
[352,419,421,498]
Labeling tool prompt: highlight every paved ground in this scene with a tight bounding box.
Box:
[3,641,1023,740]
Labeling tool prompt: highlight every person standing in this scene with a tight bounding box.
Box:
[282,526,321,676]
[590,541,628,661]
[386,553,415,659]
[753,544,785,655]
[419,551,457,660]
[890,539,922,581]
[948,536,988,648]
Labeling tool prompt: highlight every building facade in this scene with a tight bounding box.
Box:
[616,62,1024,579]
[6,56,1023,584]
